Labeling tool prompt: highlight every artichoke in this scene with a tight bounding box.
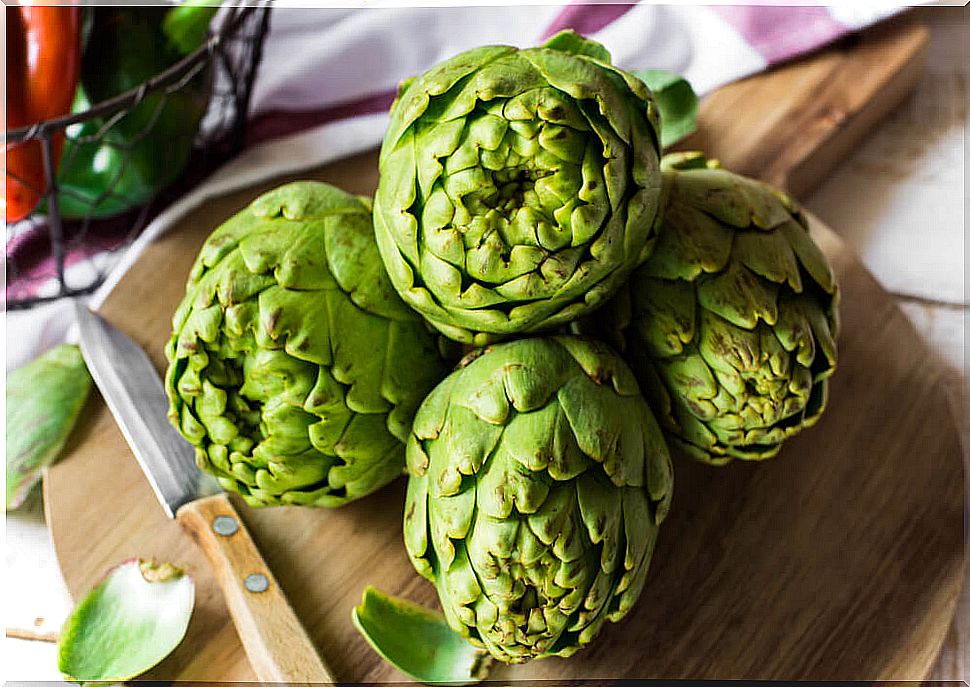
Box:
[165,181,452,507]
[374,31,663,346]
[404,336,673,663]
[585,152,838,464]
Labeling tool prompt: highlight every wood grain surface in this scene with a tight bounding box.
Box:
[176,494,334,682]
[45,14,964,683]
[678,14,929,197]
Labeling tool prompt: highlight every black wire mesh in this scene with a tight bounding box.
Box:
[5,5,271,310]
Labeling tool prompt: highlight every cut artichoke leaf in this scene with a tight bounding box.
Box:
[632,69,699,150]
[6,344,92,510]
[58,559,194,684]
[352,585,492,685]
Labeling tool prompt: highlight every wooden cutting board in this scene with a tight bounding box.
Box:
[46,15,963,682]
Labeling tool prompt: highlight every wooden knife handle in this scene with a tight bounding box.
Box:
[177,493,334,683]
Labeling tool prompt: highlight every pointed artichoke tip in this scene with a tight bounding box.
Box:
[540,29,612,64]
[662,150,720,172]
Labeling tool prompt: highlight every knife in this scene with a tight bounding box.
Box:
[74,302,333,683]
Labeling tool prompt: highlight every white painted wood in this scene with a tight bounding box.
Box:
[805,7,968,306]
[2,637,64,681]
[4,497,72,641]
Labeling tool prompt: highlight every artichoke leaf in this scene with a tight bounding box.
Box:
[632,69,699,149]
[353,586,492,685]
[58,559,194,683]
[6,344,92,510]
[542,29,612,63]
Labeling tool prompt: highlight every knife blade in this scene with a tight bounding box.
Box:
[73,303,333,683]
[73,302,217,516]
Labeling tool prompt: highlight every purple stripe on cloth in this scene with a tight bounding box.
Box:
[246,88,398,147]
[5,224,132,301]
[540,1,638,41]
[712,5,851,65]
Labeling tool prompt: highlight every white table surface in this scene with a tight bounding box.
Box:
[3,6,967,682]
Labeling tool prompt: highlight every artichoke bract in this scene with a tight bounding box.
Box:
[374,31,663,346]
[404,336,673,663]
[587,152,838,464]
[165,181,452,507]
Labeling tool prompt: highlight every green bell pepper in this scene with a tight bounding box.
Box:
[56,6,215,219]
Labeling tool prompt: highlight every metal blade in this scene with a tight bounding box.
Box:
[74,302,220,517]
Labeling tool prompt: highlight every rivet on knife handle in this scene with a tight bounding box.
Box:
[245,573,270,594]
[212,515,239,537]
[177,493,334,683]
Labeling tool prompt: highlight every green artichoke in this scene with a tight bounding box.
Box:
[165,181,452,507]
[404,336,673,663]
[374,31,663,346]
[584,152,838,464]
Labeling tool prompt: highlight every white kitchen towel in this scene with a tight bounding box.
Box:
[244,3,906,143]
[6,2,907,370]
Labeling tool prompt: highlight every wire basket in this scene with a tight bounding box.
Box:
[5,5,271,310]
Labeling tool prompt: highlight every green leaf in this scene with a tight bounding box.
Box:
[352,586,492,685]
[6,344,92,510]
[541,30,612,63]
[163,1,221,56]
[634,69,699,149]
[58,559,195,683]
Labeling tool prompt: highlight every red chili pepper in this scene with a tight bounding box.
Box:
[5,5,81,223]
